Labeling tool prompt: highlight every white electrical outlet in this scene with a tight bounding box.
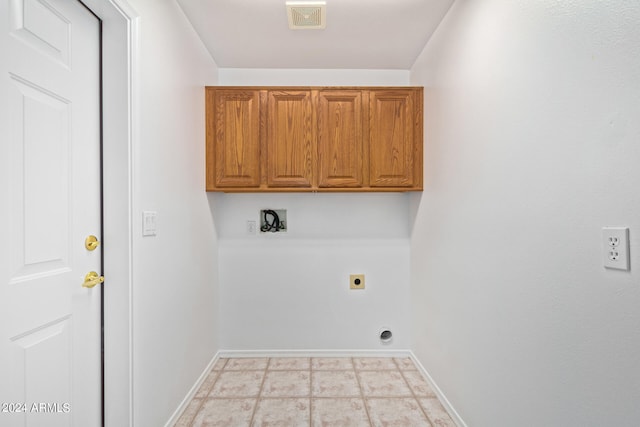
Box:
[602,227,630,270]
[246,220,256,235]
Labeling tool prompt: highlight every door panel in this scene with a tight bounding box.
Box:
[10,0,71,66]
[9,317,72,427]
[9,76,71,282]
[1,0,102,425]
[267,90,314,187]
[369,90,415,187]
[317,90,363,188]
[210,89,261,188]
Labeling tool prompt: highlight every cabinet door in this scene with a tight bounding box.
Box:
[317,90,363,188]
[369,89,417,188]
[267,90,314,187]
[208,89,261,188]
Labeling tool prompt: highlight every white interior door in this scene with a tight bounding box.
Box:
[0,0,102,426]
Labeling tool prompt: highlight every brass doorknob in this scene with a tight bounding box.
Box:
[83,271,104,288]
[85,235,100,251]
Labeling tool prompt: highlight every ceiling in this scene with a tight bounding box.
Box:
[176,0,454,69]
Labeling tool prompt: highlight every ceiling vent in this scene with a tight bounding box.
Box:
[286,1,326,30]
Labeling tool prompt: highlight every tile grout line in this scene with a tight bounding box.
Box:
[395,357,435,426]
[183,382,207,426]
[308,358,313,426]
[247,357,270,427]
[352,357,374,427]
[185,358,228,426]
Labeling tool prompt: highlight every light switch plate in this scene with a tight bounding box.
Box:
[247,220,257,235]
[142,211,157,236]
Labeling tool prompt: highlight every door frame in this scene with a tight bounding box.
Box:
[79,0,138,425]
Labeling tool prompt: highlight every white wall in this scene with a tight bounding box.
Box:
[215,69,413,351]
[410,1,640,426]
[127,1,219,426]
[216,193,411,351]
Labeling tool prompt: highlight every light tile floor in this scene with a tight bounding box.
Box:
[175,357,456,427]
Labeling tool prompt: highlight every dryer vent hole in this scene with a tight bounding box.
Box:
[379,329,392,343]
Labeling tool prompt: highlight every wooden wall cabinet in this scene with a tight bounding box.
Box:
[206,89,261,188]
[206,86,423,192]
[318,90,364,188]
[267,90,315,188]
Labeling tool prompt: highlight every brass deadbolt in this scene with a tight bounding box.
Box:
[85,235,100,251]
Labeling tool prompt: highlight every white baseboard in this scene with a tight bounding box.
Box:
[217,348,413,358]
[164,352,220,427]
[409,351,467,427]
